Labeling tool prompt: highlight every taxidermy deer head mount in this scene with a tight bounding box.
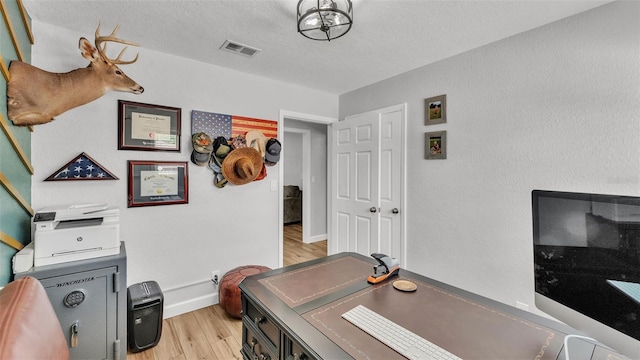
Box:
[6,23,144,126]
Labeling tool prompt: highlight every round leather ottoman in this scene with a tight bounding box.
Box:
[219,265,271,318]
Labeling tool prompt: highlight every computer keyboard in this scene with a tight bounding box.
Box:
[341,305,462,360]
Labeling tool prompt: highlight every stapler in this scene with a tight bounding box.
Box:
[367,253,400,284]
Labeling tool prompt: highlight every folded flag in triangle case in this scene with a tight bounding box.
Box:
[45,152,118,181]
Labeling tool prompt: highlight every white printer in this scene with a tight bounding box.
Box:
[33,203,120,266]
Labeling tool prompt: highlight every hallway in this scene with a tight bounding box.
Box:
[283,223,327,266]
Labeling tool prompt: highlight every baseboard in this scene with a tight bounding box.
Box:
[163,293,217,319]
[160,278,218,319]
[308,233,327,244]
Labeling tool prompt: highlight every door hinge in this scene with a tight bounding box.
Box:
[113,272,120,293]
[113,338,120,360]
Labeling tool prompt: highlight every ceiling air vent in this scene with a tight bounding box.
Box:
[220,40,261,58]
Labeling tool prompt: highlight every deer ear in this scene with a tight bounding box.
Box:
[79,37,99,61]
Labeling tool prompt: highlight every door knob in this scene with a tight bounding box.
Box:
[392,208,399,214]
[370,207,378,213]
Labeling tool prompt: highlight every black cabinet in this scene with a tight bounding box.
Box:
[241,294,313,360]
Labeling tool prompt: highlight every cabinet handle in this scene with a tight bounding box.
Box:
[254,316,265,326]
[249,337,270,360]
[70,321,79,348]
[370,207,378,213]
[392,208,399,214]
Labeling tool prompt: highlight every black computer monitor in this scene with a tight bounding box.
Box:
[532,190,640,358]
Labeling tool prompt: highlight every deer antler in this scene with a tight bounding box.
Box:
[95,22,139,65]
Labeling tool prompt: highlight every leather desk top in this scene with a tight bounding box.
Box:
[240,252,628,360]
[303,276,561,359]
[258,256,372,307]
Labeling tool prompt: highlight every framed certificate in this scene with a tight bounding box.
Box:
[128,161,188,207]
[118,100,181,152]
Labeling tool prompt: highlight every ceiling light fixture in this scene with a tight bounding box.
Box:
[297,0,353,41]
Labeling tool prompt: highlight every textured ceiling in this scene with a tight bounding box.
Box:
[21,0,612,95]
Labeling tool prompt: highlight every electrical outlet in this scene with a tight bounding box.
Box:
[211,270,220,290]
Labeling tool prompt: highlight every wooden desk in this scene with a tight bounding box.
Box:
[239,252,626,360]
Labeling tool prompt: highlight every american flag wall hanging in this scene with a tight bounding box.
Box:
[191,110,278,140]
[45,152,119,181]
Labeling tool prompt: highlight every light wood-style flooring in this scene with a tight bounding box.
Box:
[127,223,326,359]
[283,223,328,266]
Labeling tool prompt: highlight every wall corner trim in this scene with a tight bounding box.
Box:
[0,114,34,174]
[0,172,34,216]
[0,231,24,250]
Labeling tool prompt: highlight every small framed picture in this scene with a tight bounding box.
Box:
[128,160,189,207]
[425,131,446,160]
[425,94,446,125]
[118,100,182,152]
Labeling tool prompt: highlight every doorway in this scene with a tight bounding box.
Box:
[282,128,323,266]
[278,111,336,267]
[283,129,310,242]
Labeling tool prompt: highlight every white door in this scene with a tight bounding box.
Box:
[331,111,380,257]
[379,107,403,260]
[330,104,405,265]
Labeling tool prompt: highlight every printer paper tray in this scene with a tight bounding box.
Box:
[34,246,120,267]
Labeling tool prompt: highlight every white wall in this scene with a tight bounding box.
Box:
[283,132,303,188]
[29,21,338,317]
[340,1,640,314]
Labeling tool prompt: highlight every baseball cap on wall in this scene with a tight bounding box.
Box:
[265,138,281,166]
[246,130,267,158]
[191,132,213,166]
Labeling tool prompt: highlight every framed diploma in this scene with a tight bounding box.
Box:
[118,100,182,152]
[128,160,188,207]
